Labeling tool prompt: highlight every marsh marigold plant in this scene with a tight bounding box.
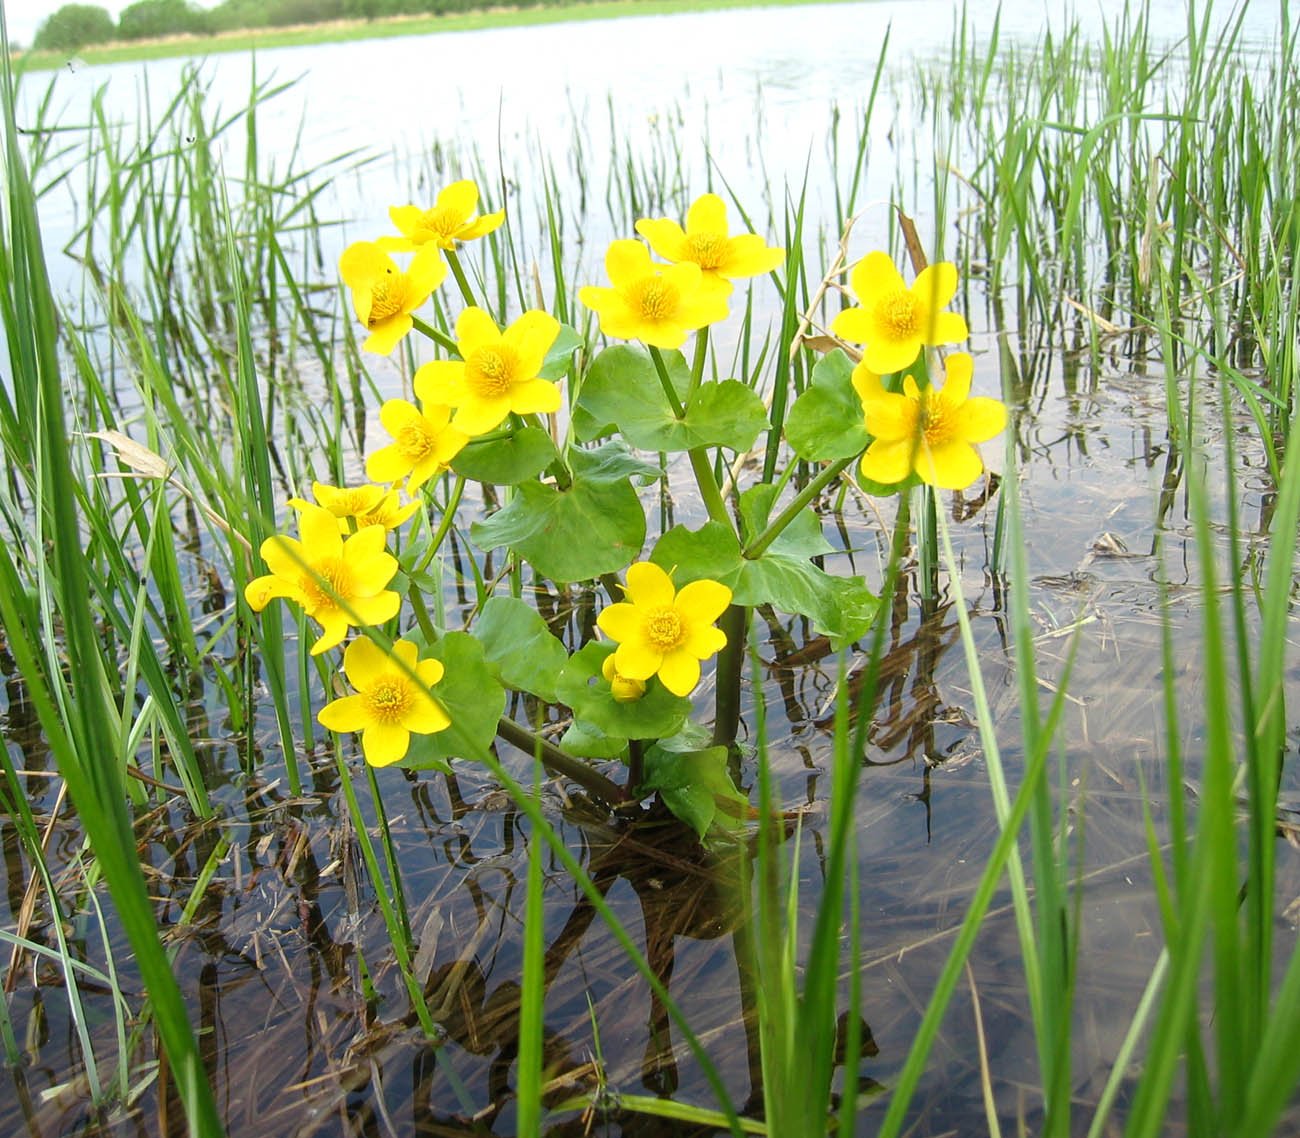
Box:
[833,251,968,375]
[382,180,506,251]
[579,239,729,350]
[339,243,446,355]
[244,504,401,656]
[597,562,732,697]
[853,352,1006,490]
[635,192,785,298]
[414,306,562,436]
[318,638,451,767]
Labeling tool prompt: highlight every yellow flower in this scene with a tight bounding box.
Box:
[578,239,729,350]
[414,307,562,436]
[635,193,785,298]
[244,504,401,656]
[365,398,468,495]
[318,637,450,767]
[381,180,506,252]
[596,562,731,697]
[601,653,647,703]
[288,482,421,533]
[338,243,446,355]
[832,251,968,375]
[853,352,1006,490]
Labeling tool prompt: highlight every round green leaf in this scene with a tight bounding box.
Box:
[401,631,505,770]
[451,426,559,485]
[784,349,870,461]
[555,641,691,740]
[474,595,567,704]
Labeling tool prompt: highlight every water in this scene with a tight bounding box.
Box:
[4,1,1300,1134]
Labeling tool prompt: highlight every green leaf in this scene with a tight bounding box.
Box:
[559,719,628,760]
[538,324,584,380]
[641,744,747,839]
[784,349,870,461]
[576,346,767,452]
[568,438,663,484]
[652,511,878,644]
[451,426,558,485]
[474,596,567,704]
[469,462,647,584]
[738,483,833,560]
[555,642,691,740]
[401,631,505,771]
[575,345,687,441]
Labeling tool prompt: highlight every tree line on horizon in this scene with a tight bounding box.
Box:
[30,0,564,52]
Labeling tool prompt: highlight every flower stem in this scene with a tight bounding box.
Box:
[410,313,458,355]
[648,344,733,529]
[408,586,440,645]
[414,475,466,576]
[742,455,856,559]
[687,327,709,402]
[627,737,645,795]
[445,249,479,309]
[494,716,631,807]
[711,603,748,748]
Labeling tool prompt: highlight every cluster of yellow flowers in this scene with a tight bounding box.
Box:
[831,252,1006,490]
[243,177,1007,771]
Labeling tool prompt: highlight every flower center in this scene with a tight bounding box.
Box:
[645,607,685,650]
[417,206,461,243]
[331,489,372,515]
[466,346,520,398]
[364,678,413,724]
[397,421,435,463]
[301,557,352,611]
[919,390,954,447]
[629,276,680,321]
[685,232,727,269]
[876,289,919,340]
[367,271,409,326]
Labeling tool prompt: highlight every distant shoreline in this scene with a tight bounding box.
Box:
[16,0,867,71]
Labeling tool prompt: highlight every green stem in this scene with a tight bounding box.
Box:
[445,248,479,308]
[742,455,856,559]
[648,344,732,529]
[494,716,631,807]
[627,737,646,796]
[711,603,748,749]
[687,327,710,402]
[647,345,687,417]
[415,474,466,575]
[410,313,457,355]
[408,587,439,644]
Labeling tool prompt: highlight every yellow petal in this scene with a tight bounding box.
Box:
[416,658,446,687]
[614,640,662,682]
[363,314,413,356]
[958,397,1008,443]
[717,233,785,279]
[348,590,401,627]
[389,205,424,237]
[455,306,501,355]
[851,364,889,406]
[862,336,922,376]
[674,578,731,625]
[919,440,984,490]
[939,352,974,402]
[831,307,873,346]
[850,251,905,307]
[436,180,479,224]
[928,310,969,348]
[656,650,701,697]
[452,397,511,437]
[912,262,958,313]
[407,246,448,297]
[508,378,562,416]
[414,360,466,406]
[456,208,505,241]
[362,723,411,767]
[310,614,350,656]
[366,442,411,485]
[862,389,915,442]
[635,217,691,262]
[685,193,728,236]
[624,562,676,609]
[343,636,390,688]
[318,693,368,733]
[604,239,652,287]
[505,310,561,372]
[300,504,344,554]
[596,601,642,644]
[404,692,451,735]
[338,242,392,287]
[861,437,914,484]
[682,623,727,659]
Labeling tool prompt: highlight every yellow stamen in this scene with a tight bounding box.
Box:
[877,289,919,340]
[397,422,434,463]
[466,347,519,398]
[367,270,409,326]
[630,277,680,321]
[302,557,351,610]
[646,607,684,650]
[685,232,727,269]
[365,678,413,724]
